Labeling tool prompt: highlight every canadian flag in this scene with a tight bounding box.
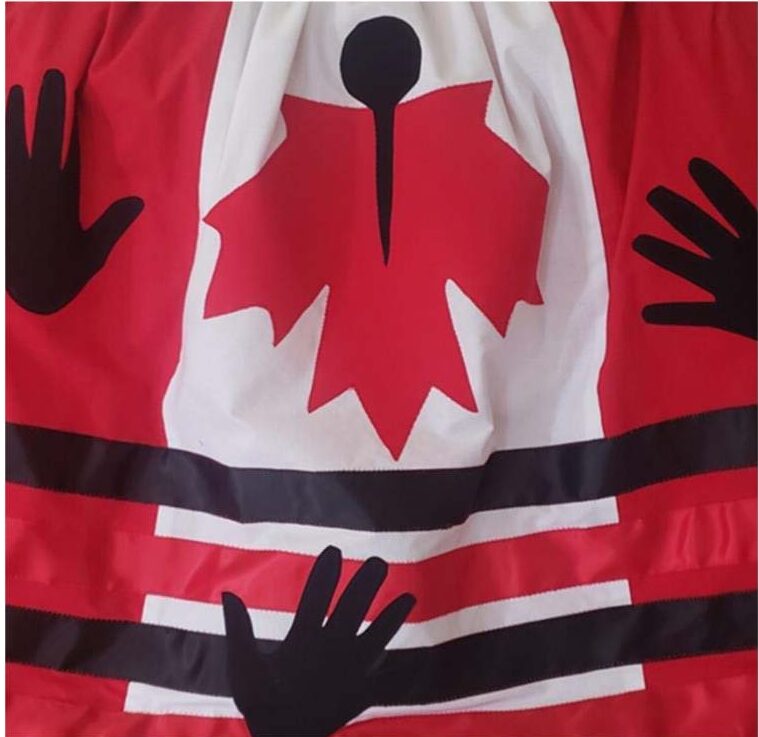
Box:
[6,3,756,737]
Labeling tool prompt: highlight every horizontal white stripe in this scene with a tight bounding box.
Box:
[124,683,239,719]
[154,497,619,564]
[124,664,645,720]
[361,664,646,720]
[142,579,632,648]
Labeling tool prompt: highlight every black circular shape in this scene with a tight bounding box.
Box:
[340,16,421,111]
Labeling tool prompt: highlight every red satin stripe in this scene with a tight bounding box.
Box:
[7,664,249,737]
[644,650,756,689]
[8,651,756,737]
[7,482,157,535]
[8,663,128,712]
[7,483,755,622]
[632,564,757,605]
[617,467,756,521]
[7,577,146,623]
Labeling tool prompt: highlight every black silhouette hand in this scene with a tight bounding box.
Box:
[6,69,144,314]
[222,546,415,737]
[633,158,756,339]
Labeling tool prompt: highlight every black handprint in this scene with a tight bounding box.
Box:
[222,546,415,737]
[6,69,144,314]
[633,158,756,339]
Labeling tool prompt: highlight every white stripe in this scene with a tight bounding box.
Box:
[154,497,619,564]
[361,665,646,720]
[124,665,645,720]
[142,579,631,648]
[124,683,239,719]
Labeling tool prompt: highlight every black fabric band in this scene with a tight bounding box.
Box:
[6,405,756,532]
[8,590,756,704]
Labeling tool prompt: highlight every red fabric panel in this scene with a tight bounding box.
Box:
[5,2,230,445]
[552,2,757,435]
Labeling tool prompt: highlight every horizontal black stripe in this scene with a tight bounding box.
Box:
[7,591,756,704]
[7,405,756,532]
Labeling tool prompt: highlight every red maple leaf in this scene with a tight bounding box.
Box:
[205,82,548,459]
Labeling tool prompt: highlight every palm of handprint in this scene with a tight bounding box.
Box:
[222,546,415,737]
[633,158,757,340]
[6,69,143,314]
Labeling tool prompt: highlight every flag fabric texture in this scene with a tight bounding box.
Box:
[6,3,757,736]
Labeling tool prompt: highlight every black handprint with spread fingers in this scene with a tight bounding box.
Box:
[6,69,144,314]
[222,546,415,737]
[633,158,757,340]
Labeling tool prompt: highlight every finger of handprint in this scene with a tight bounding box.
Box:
[326,556,388,638]
[32,69,66,168]
[288,545,342,640]
[647,186,736,256]
[359,593,415,660]
[221,592,261,667]
[6,85,29,169]
[633,235,714,291]
[689,158,757,237]
[642,301,718,328]
[86,197,144,264]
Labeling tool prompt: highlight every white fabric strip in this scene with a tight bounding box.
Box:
[154,496,619,564]
[123,664,645,720]
[142,579,632,647]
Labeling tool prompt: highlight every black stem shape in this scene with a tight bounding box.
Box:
[340,17,421,265]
